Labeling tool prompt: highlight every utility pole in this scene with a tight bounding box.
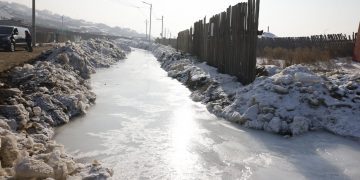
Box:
[149,4,152,41]
[61,15,64,41]
[145,19,148,40]
[166,29,171,39]
[142,1,152,42]
[32,0,36,47]
[157,16,164,38]
[161,16,163,38]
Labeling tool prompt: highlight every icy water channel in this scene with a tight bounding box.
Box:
[55,48,360,180]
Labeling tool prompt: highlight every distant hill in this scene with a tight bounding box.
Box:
[0,1,144,38]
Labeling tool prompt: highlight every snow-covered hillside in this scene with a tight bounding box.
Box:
[0,1,143,37]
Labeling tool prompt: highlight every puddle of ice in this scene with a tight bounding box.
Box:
[56,48,360,180]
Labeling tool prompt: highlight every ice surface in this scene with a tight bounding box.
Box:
[133,41,360,139]
[56,48,360,180]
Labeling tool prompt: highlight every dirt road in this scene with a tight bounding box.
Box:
[0,46,52,73]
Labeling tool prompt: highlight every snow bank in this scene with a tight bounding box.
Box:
[129,40,360,140]
[0,39,128,179]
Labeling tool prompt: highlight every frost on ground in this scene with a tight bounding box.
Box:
[0,39,128,179]
[124,40,360,140]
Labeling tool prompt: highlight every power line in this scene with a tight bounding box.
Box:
[112,0,140,9]
[113,0,166,39]
[136,7,147,18]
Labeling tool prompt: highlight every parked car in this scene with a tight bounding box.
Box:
[0,25,30,52]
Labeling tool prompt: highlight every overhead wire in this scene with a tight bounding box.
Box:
[111,0,168,38]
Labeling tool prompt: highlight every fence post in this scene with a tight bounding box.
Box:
[250,0,260,83]
[354,23,360,62]
[174,1,260,85]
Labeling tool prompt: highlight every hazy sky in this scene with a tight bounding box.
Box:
[4,0,360,37]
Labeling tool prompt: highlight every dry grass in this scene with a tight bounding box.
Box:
[261,47,331,67]
[0,46,52,73]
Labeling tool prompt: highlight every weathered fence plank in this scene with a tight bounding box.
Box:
[173,0,260,85]
[354,23,360,62]
[155,38,177,48]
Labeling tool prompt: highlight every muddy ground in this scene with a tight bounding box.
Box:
[0,46,52,73]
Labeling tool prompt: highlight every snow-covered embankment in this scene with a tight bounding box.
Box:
[0,39,128,179]
[131,41,360,140]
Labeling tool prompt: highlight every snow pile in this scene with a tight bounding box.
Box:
[47,39,127,79]
[0,39,128,179]
[233,65,360,138]
[137,41,360,140]
[117,38,153,51]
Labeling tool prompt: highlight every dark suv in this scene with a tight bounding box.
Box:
[0,25,30,52]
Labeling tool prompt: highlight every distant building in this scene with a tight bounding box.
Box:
[0,18,29,27]
[261,32,277,38]
[260,26,277,38]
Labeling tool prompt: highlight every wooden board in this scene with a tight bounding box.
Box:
[173,0,260,85]
[354,23,360,62]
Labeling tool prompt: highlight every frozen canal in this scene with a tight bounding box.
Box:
[55,48,360,179]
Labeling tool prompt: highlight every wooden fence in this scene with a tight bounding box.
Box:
[175,0,261,85]
[257,33,357,58]
[354,23,360,62]
[36,30,123,43]
[155,38,177,48]
[177,29,193,54]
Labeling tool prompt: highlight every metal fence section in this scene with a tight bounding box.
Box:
[176,0,261,85]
